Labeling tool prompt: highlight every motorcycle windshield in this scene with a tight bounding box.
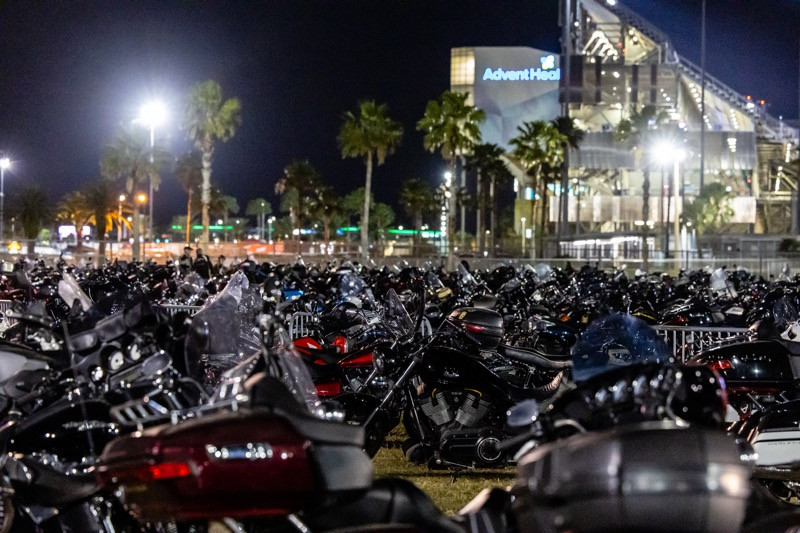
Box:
[571,313,670,381]
[185,270,263,390]
[458,263,477,287]
[774,296,799,327]
[533,263,553,282]
[384,288,414,338]
[338,272,373,306]
[425,271,445,290]
[270,328,324,417]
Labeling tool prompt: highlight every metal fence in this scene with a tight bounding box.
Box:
[653,325,749,362]
[289,312,314,339]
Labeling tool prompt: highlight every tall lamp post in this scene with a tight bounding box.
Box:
[118,194,126,245]
[654,143,686,265]
[268,216,275,245]
[0,157,10,244]
[136,193,147,262]
[137,100,168,255]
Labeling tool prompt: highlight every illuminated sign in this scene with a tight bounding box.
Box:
[482,55,560,82]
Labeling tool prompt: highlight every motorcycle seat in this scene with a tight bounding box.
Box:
[303,478,463,533]
[283,409,365,447]
[498,344,572,370]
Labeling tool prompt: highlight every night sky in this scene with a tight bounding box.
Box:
[0,0,797,228]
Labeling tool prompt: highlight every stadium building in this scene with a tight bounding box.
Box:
[451,0,799,258]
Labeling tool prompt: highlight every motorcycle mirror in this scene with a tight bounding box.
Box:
[507,399,540,428]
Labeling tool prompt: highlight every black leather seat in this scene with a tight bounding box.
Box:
[498,344,572,370]
[303,478,465,533]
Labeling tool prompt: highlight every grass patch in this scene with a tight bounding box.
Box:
[372,426,516,514]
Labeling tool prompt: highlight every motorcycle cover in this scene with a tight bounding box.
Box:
[571,313,670,381]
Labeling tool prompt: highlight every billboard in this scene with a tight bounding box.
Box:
[472,47,561,149]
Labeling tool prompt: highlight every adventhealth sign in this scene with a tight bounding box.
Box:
[482,54,560,82]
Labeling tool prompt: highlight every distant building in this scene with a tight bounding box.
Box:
[451,0,798,256]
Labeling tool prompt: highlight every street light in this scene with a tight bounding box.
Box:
[0,157,10,244]
[136,100,167,248]
[135,193,147,261]
[268,216,275,244]
[653,142,687,259]
[118,194,126,244]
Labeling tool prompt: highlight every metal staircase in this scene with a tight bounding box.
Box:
[597,0,797,142]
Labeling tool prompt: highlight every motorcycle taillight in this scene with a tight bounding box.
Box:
[708,360,732,372]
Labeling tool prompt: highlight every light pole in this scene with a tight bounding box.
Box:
[654,143,686,265]
[268,216,275,245]
[260,201,266,240]
[135,193,147,262]
[0,157,10,245]
[118,194,126,245]
[137,100,168,254]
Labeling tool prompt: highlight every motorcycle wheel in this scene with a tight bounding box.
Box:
[755,479,800,506]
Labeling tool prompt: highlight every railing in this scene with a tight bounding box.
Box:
[653,325,749,363]
[289,312,315,340]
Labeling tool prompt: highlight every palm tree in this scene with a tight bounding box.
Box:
[57,190,92,250]
[182,80,242,245]
[308,185,342,248]
[14,186,51,255]
[175,151,203,244]
[100,125,169,261]
[510,121,567,257]
[399,178,435,255]
[221,195,239,242]
[370,202,395,249]
[245,198,272,240]
[338,100,403,262]
[82,178,125,262]
[552,117,585,239]
[275,160,321,240]
[614,105,669,269]
[417,91,485,268]
[465,143,512,256]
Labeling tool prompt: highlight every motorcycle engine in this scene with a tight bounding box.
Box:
[418,389,503,466]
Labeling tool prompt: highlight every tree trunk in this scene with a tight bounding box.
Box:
[361,152,373,262]
[476,172,483,254]
[642,169,650,271]
[414,213,422,256]
[538,178,549,259]
[132,204,141,261]
[201,141,213,246]
[323,214,330,250]
[26,238,35,256]
[97,213,108,265]
[186,188,193,244]
[490,177,496,257]
[447,161,456,271]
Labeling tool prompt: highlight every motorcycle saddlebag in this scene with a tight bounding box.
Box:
[447,307,504,349]
[689,341,794,393]
[511,421,752,533]
[750,399,800,467]
[97,408,372,521]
